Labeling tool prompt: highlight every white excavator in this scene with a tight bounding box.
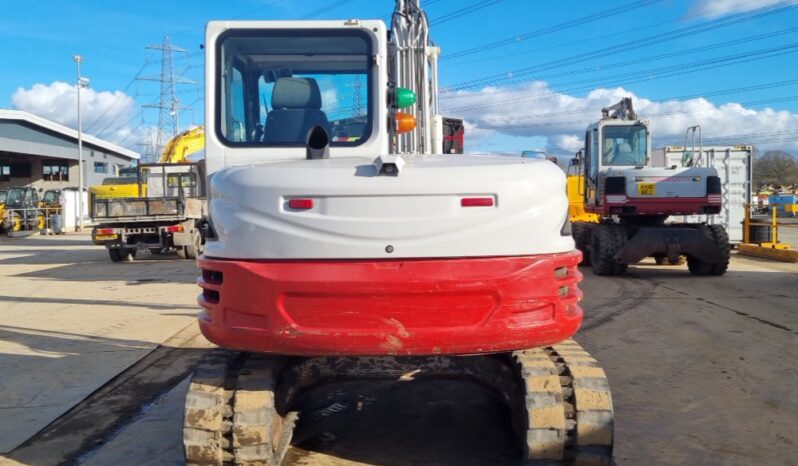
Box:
[183,2,614,464]
[571,98,730,275]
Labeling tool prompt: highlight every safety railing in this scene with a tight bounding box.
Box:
[740,203,797,262]
[1,205,64,235]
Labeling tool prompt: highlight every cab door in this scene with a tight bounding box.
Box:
[584,127,600,206]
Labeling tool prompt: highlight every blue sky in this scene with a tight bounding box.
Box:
[2,0,798,155]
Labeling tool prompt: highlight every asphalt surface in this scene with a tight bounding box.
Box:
[1,233,796,466]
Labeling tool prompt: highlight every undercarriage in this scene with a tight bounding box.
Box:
[573,221,731,276]
[184,341,613,465]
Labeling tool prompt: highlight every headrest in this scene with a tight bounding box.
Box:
[616,143,632,153]
[272,77,322,110]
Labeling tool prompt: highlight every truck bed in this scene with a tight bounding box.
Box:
[92,197,186,223]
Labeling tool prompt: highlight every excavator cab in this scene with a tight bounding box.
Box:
[216,27,375,155]
[581,99,652,210]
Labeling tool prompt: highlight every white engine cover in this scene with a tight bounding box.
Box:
[206,154,573,259]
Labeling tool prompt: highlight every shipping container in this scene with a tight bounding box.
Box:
[652,145,752,242]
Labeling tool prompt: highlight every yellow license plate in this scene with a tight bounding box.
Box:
[637,183,656,196]
[95,234,118,240]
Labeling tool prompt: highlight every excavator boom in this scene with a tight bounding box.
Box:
[158,126,205,164]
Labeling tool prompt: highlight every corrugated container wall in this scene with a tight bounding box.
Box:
[652,145,752,242]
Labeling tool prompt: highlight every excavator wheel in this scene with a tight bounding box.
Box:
[590,224,627,276]
[184,341,614,465]
[571,222,591,266]
[687,224,730,276]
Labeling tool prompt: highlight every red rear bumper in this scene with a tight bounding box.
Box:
[603,195,721,216]
[196,251,583,356]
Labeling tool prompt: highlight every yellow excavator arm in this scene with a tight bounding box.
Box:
[159,126,205,164]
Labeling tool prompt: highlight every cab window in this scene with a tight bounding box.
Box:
[218,29,373,147]
[602,125,648,166]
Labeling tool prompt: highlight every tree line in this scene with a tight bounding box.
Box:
[753,150,798,188]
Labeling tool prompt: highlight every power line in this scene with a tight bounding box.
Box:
[472,95,798,131]
[441,0,665,61]
[654,129,798,147]
[442,0,782,67]
[171,0,290,36]
[301,0,353,19]
[84,60,151,133]
[453,79,798,124]
[97,107,148,141]
[443,42,798,113]
[429,0,502,26]
[441,26,798,103]
[444,1,797,92]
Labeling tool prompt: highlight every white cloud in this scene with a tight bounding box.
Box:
[688,0,798,19]
[441,80,798,154]
[10,81,145,148]
[550,134,583,152]
[321,89,339,113]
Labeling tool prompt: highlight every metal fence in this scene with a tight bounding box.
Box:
[1,205,64,236]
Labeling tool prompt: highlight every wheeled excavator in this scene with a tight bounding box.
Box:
[571,98,730,275]
[183,2,614,464]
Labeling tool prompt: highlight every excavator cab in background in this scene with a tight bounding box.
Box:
[572,97,730,275]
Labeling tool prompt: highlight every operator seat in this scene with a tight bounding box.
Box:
[611,142,637,166]
[262,77,330,143]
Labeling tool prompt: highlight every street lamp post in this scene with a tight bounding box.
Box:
[73,55,89,232]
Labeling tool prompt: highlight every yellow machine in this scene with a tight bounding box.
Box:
[88,126,205,201]
[90,177,142,200]
[158,126,204,163]
[566,174,600,223]
[0,190,7,232]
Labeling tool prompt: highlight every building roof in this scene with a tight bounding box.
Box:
[0,109,139,160]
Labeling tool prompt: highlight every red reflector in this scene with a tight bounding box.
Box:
[288,199,314,210]
[165,225,184,233]
[97,228,115,235]
[461,197,494,207]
